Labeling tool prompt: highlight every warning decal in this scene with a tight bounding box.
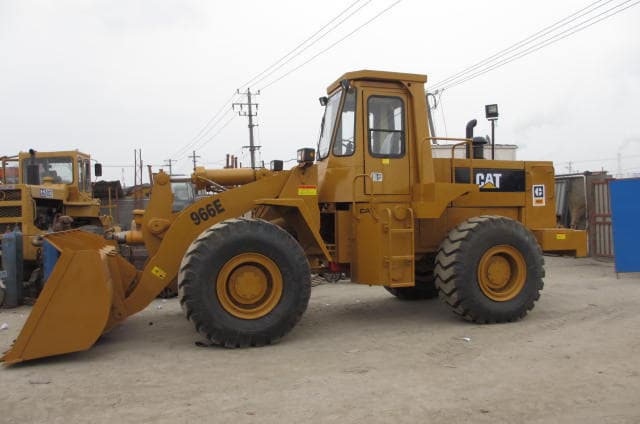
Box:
[297,185,317,196]
[151,266,167,280]
[532,184,546,207]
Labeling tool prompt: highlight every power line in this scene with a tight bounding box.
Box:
[174,107,238,166]
[260,0,403,91]
[439,0,640,91]
[430,0,614,89]
[247,0,374,89]
[174,1,371,163]
[172,92,240,159]
[437,90,448,137]
[203,159,227,166]
[430,0,640,91]
[239,0,369,90]
[174,0,401,163]
[556,154,640,165]
[192,113,238,152]
[102,164,164,168]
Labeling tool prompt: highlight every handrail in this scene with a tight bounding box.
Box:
[422,137,475,184]
[425,137,472,144]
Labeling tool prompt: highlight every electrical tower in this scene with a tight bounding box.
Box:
[566,161,573,174]
[233,88,260,169]
[133,149,143,186]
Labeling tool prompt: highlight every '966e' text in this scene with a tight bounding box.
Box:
[190,199,226,225]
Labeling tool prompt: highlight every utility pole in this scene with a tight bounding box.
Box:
[233,88,260,169]
[164,159,176,176]
[188,150,201,172]
[133,149,137,188]
[132,148,143,202]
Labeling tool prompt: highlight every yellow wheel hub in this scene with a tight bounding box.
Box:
[216,253,283,319]
[477,245,526,302]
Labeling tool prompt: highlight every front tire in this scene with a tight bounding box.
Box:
[178,218,311,347]
[434,215,544,323]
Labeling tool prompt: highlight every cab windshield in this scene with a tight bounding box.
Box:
[21,156,74,184]
[171,181,196,212]
[317,90,342,160]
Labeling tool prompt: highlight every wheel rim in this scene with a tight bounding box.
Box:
[216,253,283,319]
[477,245,527,302]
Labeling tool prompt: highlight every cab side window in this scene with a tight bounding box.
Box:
[84,159,91,191]
[78,158,91,191]
[368,96,405,158]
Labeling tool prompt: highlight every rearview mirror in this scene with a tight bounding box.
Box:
[94,163,102,177]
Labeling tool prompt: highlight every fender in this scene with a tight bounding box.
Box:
[255,197,332,263]
[411,182,478,219]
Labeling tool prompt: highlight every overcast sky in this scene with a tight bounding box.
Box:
[1,0,639,183]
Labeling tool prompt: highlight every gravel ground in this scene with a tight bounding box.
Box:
[0,256,639,424]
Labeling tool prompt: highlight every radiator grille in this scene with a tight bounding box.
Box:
[0,189,22,201]
[0,206,21,218]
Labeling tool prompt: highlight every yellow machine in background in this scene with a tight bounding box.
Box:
[0,150,110,298]
[2,70,586,364]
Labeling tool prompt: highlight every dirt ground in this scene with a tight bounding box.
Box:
[0,256,639,424]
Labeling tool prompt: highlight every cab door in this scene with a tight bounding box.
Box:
[362,89,410,195]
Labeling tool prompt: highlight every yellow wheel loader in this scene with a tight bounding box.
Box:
[0,150,110,304]
[1,70,587,365]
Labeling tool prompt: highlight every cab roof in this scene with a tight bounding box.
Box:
[327,70,427,94]
[17,150,91,159]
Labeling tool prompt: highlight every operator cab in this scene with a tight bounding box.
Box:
[315,70,427,203]
[18,150,95,193]
[170,179,196,212]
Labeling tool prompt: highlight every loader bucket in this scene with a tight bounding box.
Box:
[1,230,138,365]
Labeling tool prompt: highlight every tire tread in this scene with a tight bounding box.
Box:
[434,215,544,323]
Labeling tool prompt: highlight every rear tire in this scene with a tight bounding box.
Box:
[178,218,311,347]
[158,284,178,299]
[434,215,544,323]
[385,254,438,300]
